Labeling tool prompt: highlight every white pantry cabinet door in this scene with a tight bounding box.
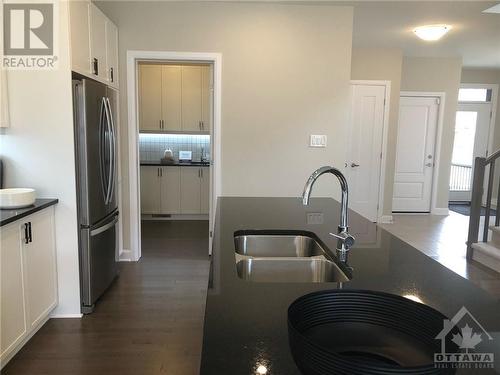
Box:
[89,4,107,81]
[180,167,201,214]
[181,66,203,131]
[140,166,162,214]
[200,167,210,214]
[160,167,181,214]
[23,208,57,329]
[139,65,162,131]
[201,66,211,132]
[161,66,182,131]
[105,19,119,89]
[0,222,27,362]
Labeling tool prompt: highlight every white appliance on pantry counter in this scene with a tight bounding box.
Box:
[179,150,193,162]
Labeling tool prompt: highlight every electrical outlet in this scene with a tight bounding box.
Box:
[309,135,327,148]
[307,213,324,225]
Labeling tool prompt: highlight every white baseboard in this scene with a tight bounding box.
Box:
[119,248,135,262]
[431,207,449,215]
[50,313,83,318]
[377,215,393,224]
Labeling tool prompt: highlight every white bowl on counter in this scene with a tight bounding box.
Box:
[0,188,36,209]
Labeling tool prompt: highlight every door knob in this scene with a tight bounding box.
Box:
[351,163,360,168]
[426,163,433,167]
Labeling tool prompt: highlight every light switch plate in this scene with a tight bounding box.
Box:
[309,135,327,148]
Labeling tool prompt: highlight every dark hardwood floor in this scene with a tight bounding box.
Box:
[2,221,210,375]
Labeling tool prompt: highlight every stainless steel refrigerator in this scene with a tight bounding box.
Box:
[73,78,119,314]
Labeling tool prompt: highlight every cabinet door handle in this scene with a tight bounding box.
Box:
[24,223,29,244]
[157,168,160,177]
[160,168,163,177]
[93,58,99,76]
[110,67,114,83]
[28,222,33,243]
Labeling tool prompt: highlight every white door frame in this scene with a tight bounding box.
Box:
[399,91,446,215]
[125,50,222,261]
[350,80,391,223]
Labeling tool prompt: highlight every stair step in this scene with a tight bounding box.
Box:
[488,225,500,232]
[472,242,500,261]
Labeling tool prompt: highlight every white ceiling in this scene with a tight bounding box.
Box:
[350,1,500,68]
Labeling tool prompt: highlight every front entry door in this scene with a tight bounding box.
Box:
[347,84,386,222]
[393,96,439,212]
[449,103,492,202]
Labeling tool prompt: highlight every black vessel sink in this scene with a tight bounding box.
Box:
[288,290,459,375]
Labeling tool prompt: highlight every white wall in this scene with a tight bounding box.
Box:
[400,56,463,210]
[351,47,403,217]
[97,2,354,250]
[0,1,81,316]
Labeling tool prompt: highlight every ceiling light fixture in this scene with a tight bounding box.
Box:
[413,25,451,41]
[483,4,500,13]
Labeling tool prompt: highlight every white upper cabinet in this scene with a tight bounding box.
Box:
[69,1,119,88]
[69,0,91,76]
[89,5,107,81]
[181,66,203,132]
[105,20,119,89]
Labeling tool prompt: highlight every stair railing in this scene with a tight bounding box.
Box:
[467,150,500,259]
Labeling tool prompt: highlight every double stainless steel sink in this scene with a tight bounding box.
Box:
[234,231,350,283]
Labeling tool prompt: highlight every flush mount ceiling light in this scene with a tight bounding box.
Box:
[483,4,500,13]
[413,25,451,41]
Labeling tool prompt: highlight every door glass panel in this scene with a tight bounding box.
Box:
[450,111,477,191]
[458,88,491,102]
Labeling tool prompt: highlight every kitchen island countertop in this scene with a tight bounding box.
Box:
[200,197,500,374]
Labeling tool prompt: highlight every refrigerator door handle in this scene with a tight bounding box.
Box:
[98,97,109,203]
[105,97,116,205]
[90,214,119,237]
[102,97,113,204]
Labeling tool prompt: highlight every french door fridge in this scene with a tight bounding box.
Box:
[73,78,119,314]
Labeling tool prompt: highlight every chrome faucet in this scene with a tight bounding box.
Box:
[302,166,355,261]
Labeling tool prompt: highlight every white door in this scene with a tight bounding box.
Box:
[23,209,57,329]
[1,222,27,361]
[393,96,439,212]
[160,166,181,214]
[139,64,162,131]
[180,167,201,214]
[181,66,203,131]
[140,166,161,214]
[347,84,386,222]
[449,103,492,202]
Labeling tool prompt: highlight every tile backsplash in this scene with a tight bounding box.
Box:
[139,133,211,162]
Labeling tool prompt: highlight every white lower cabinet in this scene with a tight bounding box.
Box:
[140,166,209,215]
[180,168,202,214]
[140,166,181,214]
[0,206,58,368]
[200,167,210,214]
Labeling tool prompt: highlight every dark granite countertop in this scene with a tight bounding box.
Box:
[200,197,500,375]
[140,161,210,167]
[0,198,58,227]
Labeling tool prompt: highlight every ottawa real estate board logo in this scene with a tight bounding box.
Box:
[435,306,495,370]
[2,1,58,69]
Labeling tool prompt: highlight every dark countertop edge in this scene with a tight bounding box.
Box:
[0,199,59,227]
[140,161,210,167]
